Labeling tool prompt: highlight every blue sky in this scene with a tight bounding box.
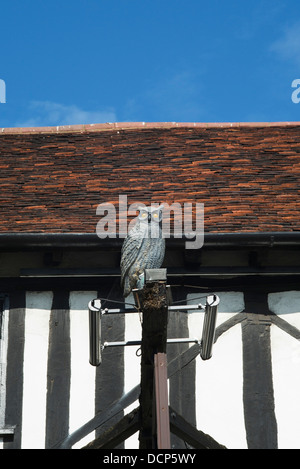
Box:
[0,0,300,127]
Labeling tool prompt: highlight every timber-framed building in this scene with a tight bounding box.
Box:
[0,121,300,449]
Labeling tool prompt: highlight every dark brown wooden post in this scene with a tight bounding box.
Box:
[137,272,169,449]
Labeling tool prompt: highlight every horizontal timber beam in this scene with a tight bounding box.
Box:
[1,232,300,251]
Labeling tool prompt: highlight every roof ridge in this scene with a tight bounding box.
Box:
[1,121,300,134]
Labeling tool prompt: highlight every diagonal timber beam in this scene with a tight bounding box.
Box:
[81,407,140,450]
[169,407,226,449]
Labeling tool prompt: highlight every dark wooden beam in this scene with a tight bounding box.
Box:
[137,278,169,449]
[169,407,226,449]
[81,407,140,450]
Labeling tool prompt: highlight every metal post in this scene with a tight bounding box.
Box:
[88,299,102,366]
[154,353,171,449]
[200,294,220,360]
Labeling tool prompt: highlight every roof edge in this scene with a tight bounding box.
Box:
[2,121,300,135]
[0,232,300,250]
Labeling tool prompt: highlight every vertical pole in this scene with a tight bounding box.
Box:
[138,277,169,449]
[154,353,171,449]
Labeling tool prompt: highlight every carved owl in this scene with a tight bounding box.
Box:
[120,205,165,297]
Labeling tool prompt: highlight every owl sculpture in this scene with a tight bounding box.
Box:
[120,205,165,297]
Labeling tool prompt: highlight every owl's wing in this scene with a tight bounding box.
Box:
[120,228,145,288]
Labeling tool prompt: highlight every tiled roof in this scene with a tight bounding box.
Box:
[0,122,300,233]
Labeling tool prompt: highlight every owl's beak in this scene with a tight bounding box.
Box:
[148,213,151,222]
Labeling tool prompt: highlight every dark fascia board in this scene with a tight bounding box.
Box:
[0,232,300,251]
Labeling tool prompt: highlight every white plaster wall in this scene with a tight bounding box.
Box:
[124,293,142,396]
[124,292,142,449]
[0,298,9,450]
[194,325,247,448]
[69,291,97,449]
[271,326,300,449]
[268,290,300,327]
[269,291,300,449]
[188,291,246,449]
[21,291,53,449]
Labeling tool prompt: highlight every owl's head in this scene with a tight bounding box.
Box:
[138,204,164,223]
